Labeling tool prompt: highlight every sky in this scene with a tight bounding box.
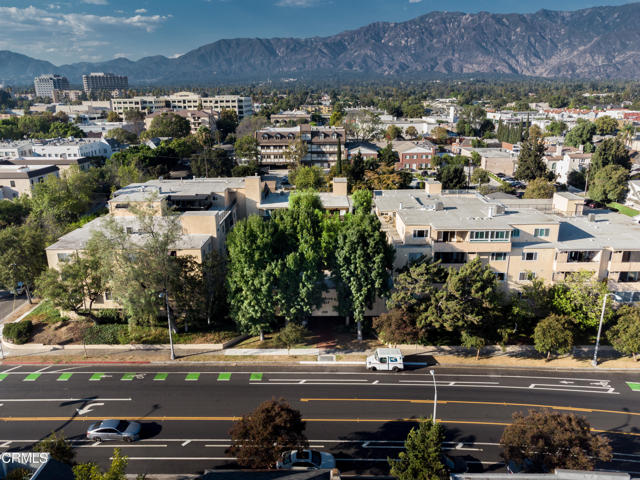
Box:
[0,0,635,65]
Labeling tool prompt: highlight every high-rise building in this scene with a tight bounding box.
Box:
[34,74,70,99]
[82,72,128,93]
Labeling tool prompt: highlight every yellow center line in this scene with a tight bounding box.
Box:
[299,398,640,416]
[0,416,637,437]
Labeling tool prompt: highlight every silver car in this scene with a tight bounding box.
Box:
[276,450,336,470]
[86,419,141,442]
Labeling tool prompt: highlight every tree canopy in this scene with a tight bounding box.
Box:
[588,164,629,203]
[389,419,448,480]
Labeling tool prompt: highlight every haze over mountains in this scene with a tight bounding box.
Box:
[2,2,640,86]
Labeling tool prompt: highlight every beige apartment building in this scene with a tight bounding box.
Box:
[375,181,640,301]
[256,125,347,168]
[112,93,253,119]
[0,164,59,198]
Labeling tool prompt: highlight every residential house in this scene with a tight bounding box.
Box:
[460,147,518,176]
[0,164,59,198]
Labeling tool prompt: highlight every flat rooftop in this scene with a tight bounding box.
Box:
[111,178,247,202]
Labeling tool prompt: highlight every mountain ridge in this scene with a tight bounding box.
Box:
[2,3,640,85]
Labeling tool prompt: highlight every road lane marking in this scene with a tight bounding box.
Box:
[121,373,135,381]
[57,373,72,381]
[627,382,640,391]
[205,444,232,447]
[76,403,105,415]
[154,373,167,381]
[23,373,41,382]
[121,457,236,461]
[89,373,104,381]
[0,366,21,373]
[217,373,231,381]
[0,374,7,382]
[181,441,191,447]
[185,373,199,381]
[250,373,262,381]
[0,397,131,402]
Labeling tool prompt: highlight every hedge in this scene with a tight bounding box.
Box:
[3,320,33,345]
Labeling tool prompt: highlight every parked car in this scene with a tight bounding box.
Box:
[366,348,404,371]
[276,450,336,470]
[496,173,506,178]
[86,420,141,442]
[9,282,25,296]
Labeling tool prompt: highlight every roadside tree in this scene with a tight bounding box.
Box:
[389,418,447,480]
[533,314,574,359]
[34,432,75,465]
[523,178,555,199]
[273,323,309,354]
[228,399,307,469]
[470,168,490,185]
[551,272,612,330]
[607,305,640,360]
[500,410,612,472]
[437,164,466,189]
[73,448,128,480]
[588,164,629,204]
[590,138,631,173]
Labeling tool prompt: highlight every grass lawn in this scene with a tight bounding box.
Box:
[24,300,67,324]
[607,202,640,217]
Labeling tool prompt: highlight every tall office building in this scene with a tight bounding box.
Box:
[82,72,128,93]
[34,74,70,99]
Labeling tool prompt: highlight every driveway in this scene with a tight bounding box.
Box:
[0,290,28,322]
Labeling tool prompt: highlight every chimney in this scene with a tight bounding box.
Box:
[425,180,442,195]
[579,144,584,153]
[332,177,348,196]
[556,144,562,156]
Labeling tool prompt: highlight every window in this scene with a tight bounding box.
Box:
[471,231,510,242]
[470,231,487,241]
[490,252,507,261]
[57,253,71,262]
[512,228,520,238]
[412,229,427,238]
[519,271,536,281]
[434,252,466,263]
[104,290,113,301]
[495,272,506,281]
[619,271,640,282]
[567,251,597,263]
[10,180,15,187]
[534,228,550,238]
[522,252,538,261]
[437,231,456,242]
[408,252,423,262]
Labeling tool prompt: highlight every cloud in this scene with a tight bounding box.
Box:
[275,0,319,7]
[169,53,183,59]
[81,0,108,4]
[135,8,147,13]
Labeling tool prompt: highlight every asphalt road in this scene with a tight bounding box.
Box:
[1,363,640,477]
[0,290,28,321]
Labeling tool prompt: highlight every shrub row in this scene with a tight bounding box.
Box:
[3,320,33,344]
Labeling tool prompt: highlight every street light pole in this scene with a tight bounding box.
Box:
[592,293,621,367]
[429,369,437,422]
[163,288,176,361]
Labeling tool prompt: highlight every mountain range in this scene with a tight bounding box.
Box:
[2,3,640,86]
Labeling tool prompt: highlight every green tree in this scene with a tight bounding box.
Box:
[228,398,308,469]
[273,322,309,354]
[236,115,269,137]
[461,331,486,360]
[106,111,121,122]
[290,165,324,190]
[373,308,423,346]
[284,139,308,166]
[607,305,640,360]
[34,431,75,465]
[551,272,612,330]
[533,314,574,359]
[378,142,399,166]
[0,224,47,300]
[405,125,419,139]
[385,124,402,140]
[349,152,366,183]
[515,137,554,181]
[89,201,184,328]
[105,128,137,144]
[594,115,618,135]
[227,215,279,339]
[73,448,128,480]
[431,126,448,143]
[335,211,394,339]
[500,410,612,472]
[123,109,145,122]
[329,103,345,126]
[523,178,556,199]
[216,109,239,140]
[588,164,629,203]
[590,138,631,173]
[567,170,586,190]
[389,419,447,480]
[423,258,501,338]
[565,119,596,150]
[470,168,490,185]
[0,198,31,228]
[30,166,95,226]
[364,165,412,190]
[234,135,259,163]
[145,112,191,138]
[191,148,233,177]
[352,189,372,214]
[546,120,568,136]
[232,161,260,177]
[437,164,466,189]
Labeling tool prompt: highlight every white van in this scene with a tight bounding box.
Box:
[366,348,404,371]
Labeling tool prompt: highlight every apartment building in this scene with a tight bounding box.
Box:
[256,125,346,167]
[271,110,311,125]
[460,147,518,176]
[543,148,592,184]
[82,73,128,93]
[32,138,112,159]
[34,74,70,100]
[397,141,437,170]
[144,109,218,134]
[374,183,640,301]
[111,93,253,119]
[0,165,59,198]
[0,141,35,159]
[2,156,91,172]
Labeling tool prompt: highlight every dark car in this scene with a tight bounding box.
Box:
[86,419,141,442]
[496,173,506,178]
[443,454,468,473]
